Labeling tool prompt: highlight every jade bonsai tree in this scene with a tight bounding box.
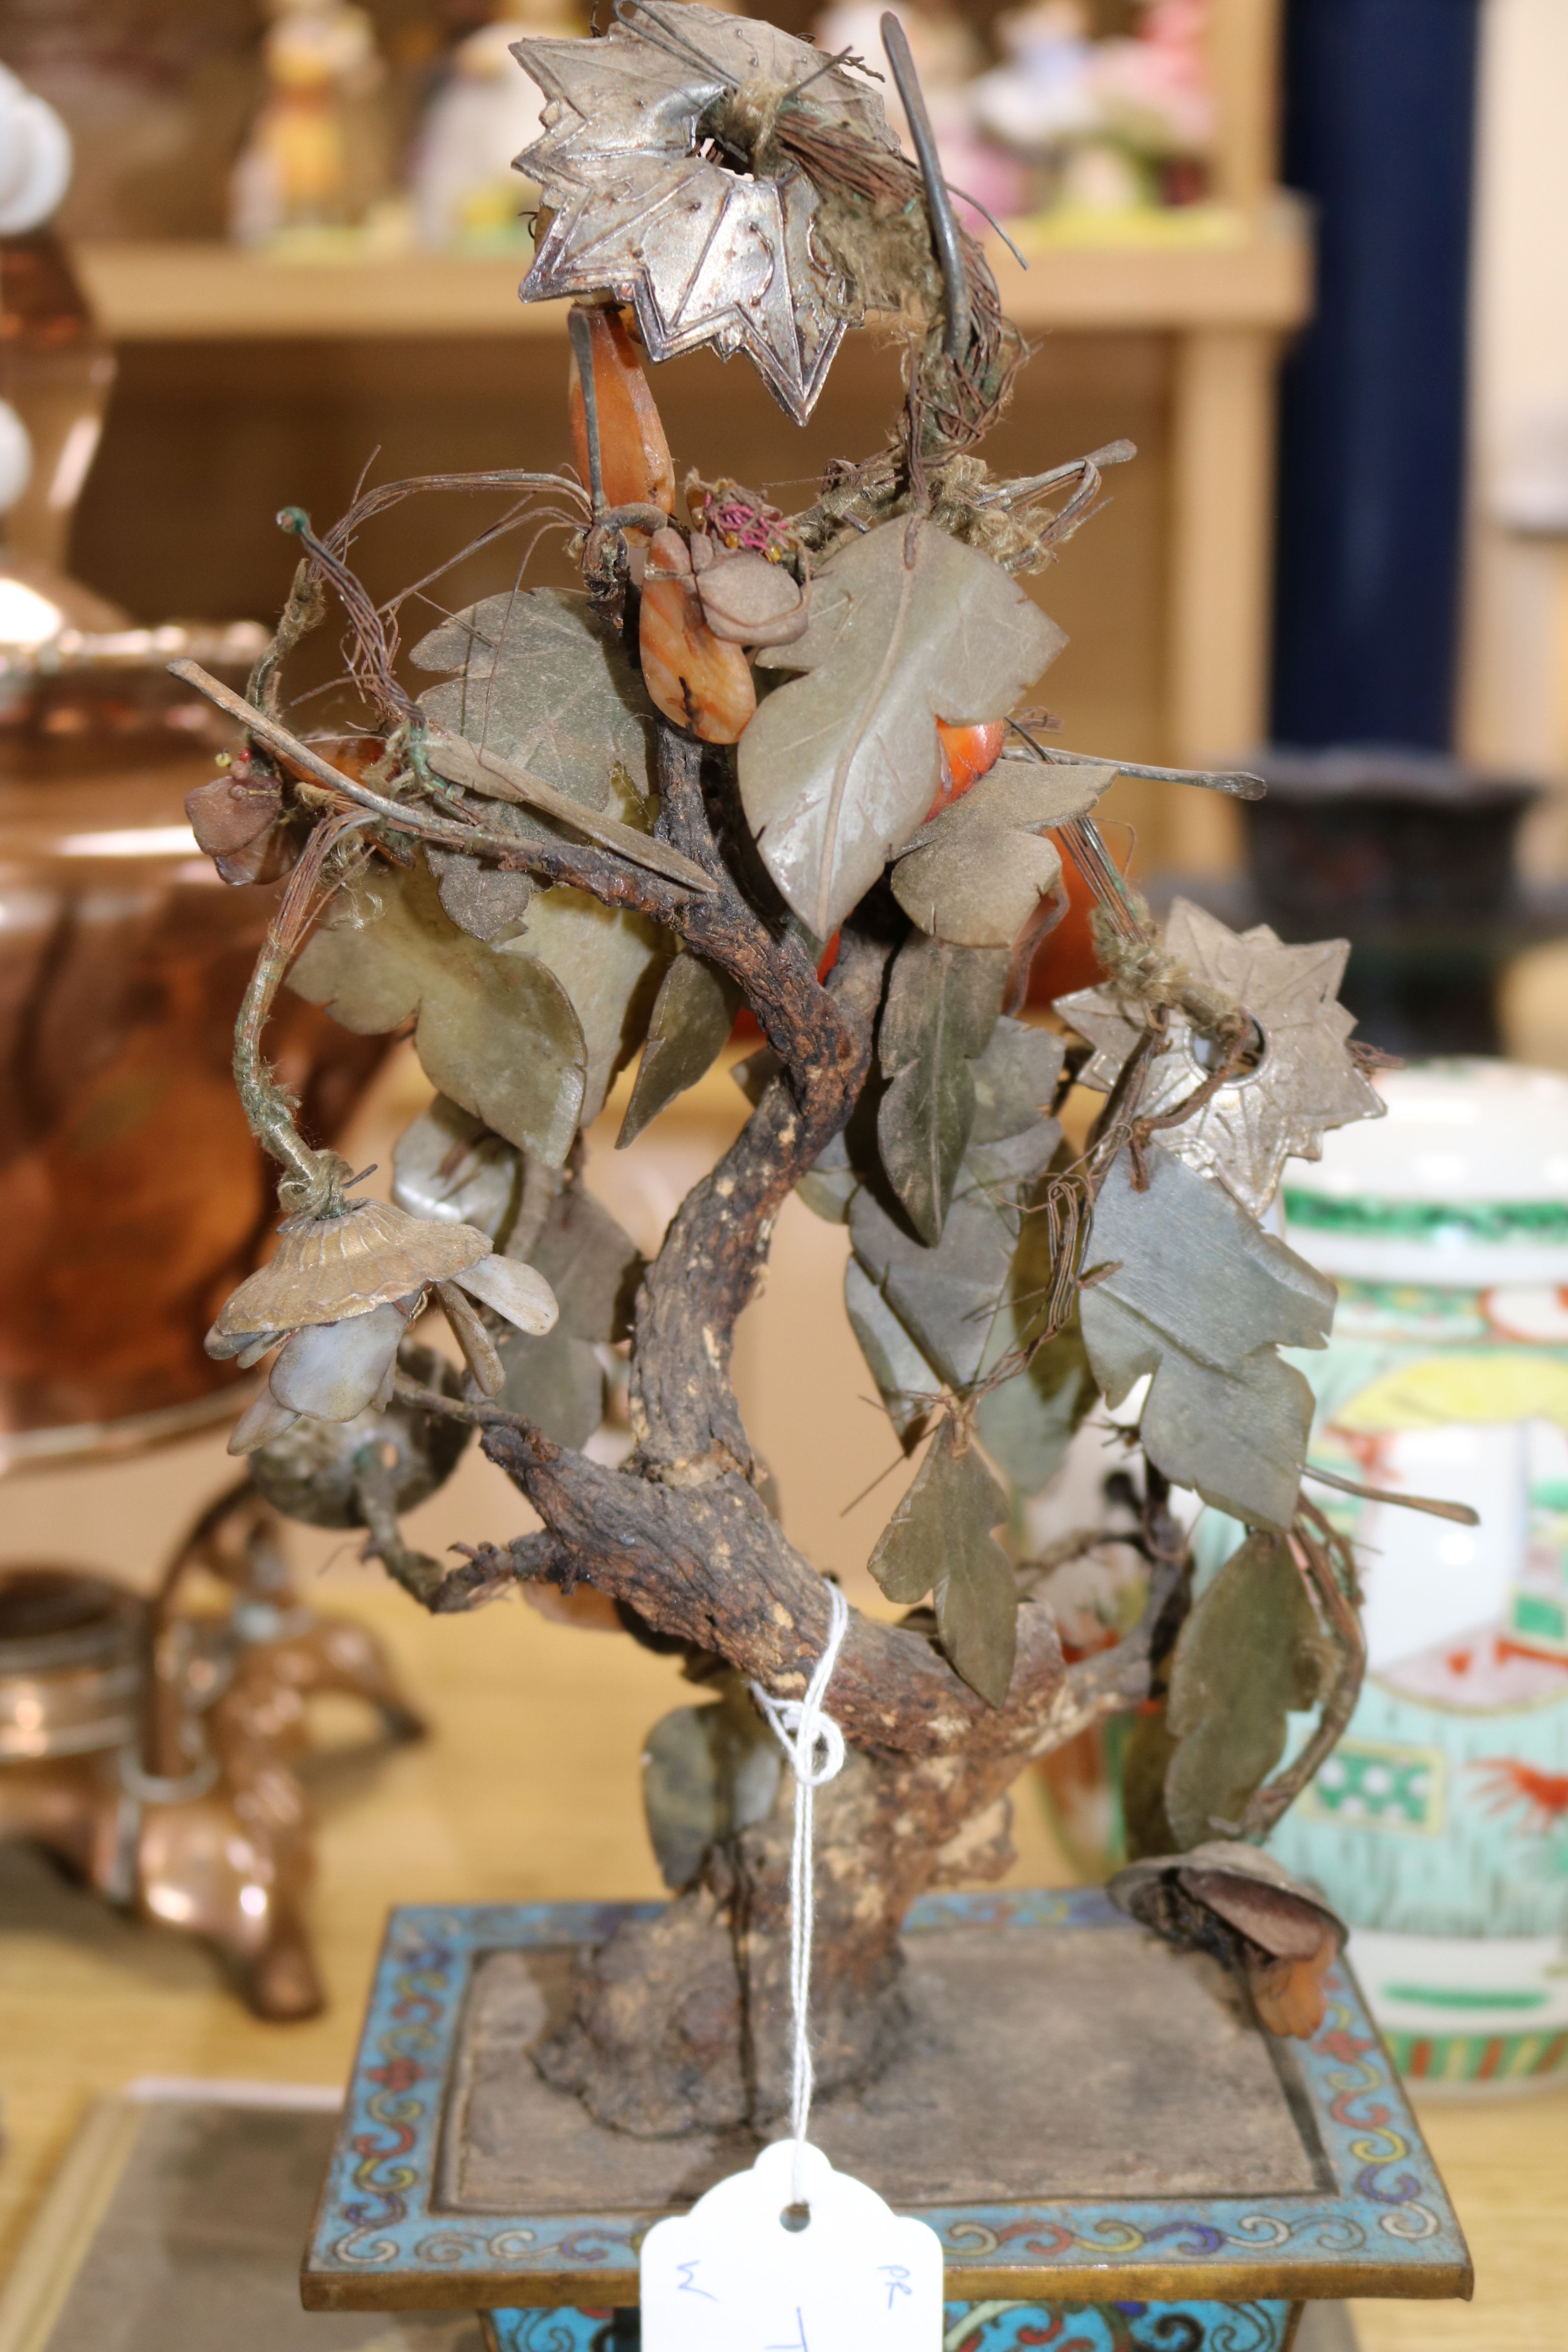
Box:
[177,2,1391,2136]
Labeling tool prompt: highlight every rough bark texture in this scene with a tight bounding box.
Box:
[414,725,1162,2135]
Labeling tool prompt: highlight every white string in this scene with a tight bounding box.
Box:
[749,1580,852,2210]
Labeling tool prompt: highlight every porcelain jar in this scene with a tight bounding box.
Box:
[1267,1058,1568,2087]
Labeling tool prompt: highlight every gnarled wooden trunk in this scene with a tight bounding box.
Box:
[537,1740,1031,2135]
[428,728,1159,2137]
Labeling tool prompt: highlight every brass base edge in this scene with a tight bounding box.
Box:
[299,2256,1474,2314]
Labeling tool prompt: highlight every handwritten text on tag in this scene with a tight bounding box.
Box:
[640,2140,942,2352]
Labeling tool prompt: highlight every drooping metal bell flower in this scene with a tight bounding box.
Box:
[207,1197,558,1451]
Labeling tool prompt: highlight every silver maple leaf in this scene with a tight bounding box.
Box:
[1056,898,1385,1219]
[512,2,897,423]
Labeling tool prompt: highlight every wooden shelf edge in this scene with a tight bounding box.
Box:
[72,200,1311,344]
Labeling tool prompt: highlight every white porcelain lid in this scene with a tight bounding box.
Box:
[1282,1057,1568,1287]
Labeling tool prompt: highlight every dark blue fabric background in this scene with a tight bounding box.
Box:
[1271,0,1481,751]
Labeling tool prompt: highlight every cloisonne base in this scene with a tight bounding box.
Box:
[302,1892,1472,2352]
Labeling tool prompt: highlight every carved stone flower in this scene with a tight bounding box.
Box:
[1109,1841,1347,2039]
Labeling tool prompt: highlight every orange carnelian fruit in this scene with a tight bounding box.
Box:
[639,575,757,745]
[935,718,1006,798]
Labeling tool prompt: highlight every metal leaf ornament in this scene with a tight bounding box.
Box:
[1057,899,1385,1219]
[512,3,1020,438]
[513,3,898,423]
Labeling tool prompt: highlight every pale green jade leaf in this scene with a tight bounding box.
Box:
[228,1390,302,1457]
[618,952,742,1148]
[495,876,669,1126]
[877,935,1008,1246]
[288,859,588,1165]
[1164,1529,1333,1850]
[414,586,677,1120]
[413,586,657,811]
[742,520,1064,937]
[392,1095,519,1237]
[867,1420,1017,1706]
[1079,1142,1336,1530]
[891,760,1117,947]
[269,1303,406,1422]
[452,1253,559,1335]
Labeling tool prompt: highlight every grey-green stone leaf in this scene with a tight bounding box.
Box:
[413,586,657,811]
[492,1174,642,1440]
[891,759,1116,948]
[796,1128,859,1225]
[641,1689,783,1892]
[877,934,1008,1246]
[1079,1142,1336,1529]
[391,1094,520,1237]
[530,1179,644,1345]
[850,1029,1073,1488]
[970,1017,1066,1145]
[288,859,587,1165]
[851,1179,1015,1393]
[496,880,669,1128]
[496,1322,606,1447]
[413,588,673,1122]
[844,1255,940,1451]
[742,520,1064,938]
[1164,1529,1333,1850]
[974,1324,1093,1495]
[868,1421,1016,1705]
[617,953,742,1148]
[427,845,533,942]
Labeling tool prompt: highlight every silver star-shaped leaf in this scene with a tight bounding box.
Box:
[513,3,897,422]
[1055,898,1385,1219]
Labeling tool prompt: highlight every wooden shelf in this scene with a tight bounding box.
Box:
[71,201,1310,343]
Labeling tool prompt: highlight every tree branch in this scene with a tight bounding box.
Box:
[398,713,1125,1769]
[628,727,886,1478]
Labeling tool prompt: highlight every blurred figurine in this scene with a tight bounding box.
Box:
[230,0,392,245]
[970,2,1099,161]
[973,0,1213,216]
[410,0,585,251]
[1094,0,1214,196]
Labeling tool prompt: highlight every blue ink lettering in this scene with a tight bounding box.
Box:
[878,2265,912,2312]
[676,2261,716,2302]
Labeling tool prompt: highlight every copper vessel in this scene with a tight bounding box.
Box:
[0,233,384,1463]
[0,1488,425,2020]
[0,620,387,1463]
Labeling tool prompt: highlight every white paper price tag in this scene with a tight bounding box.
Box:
[640,2140,942,2352]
